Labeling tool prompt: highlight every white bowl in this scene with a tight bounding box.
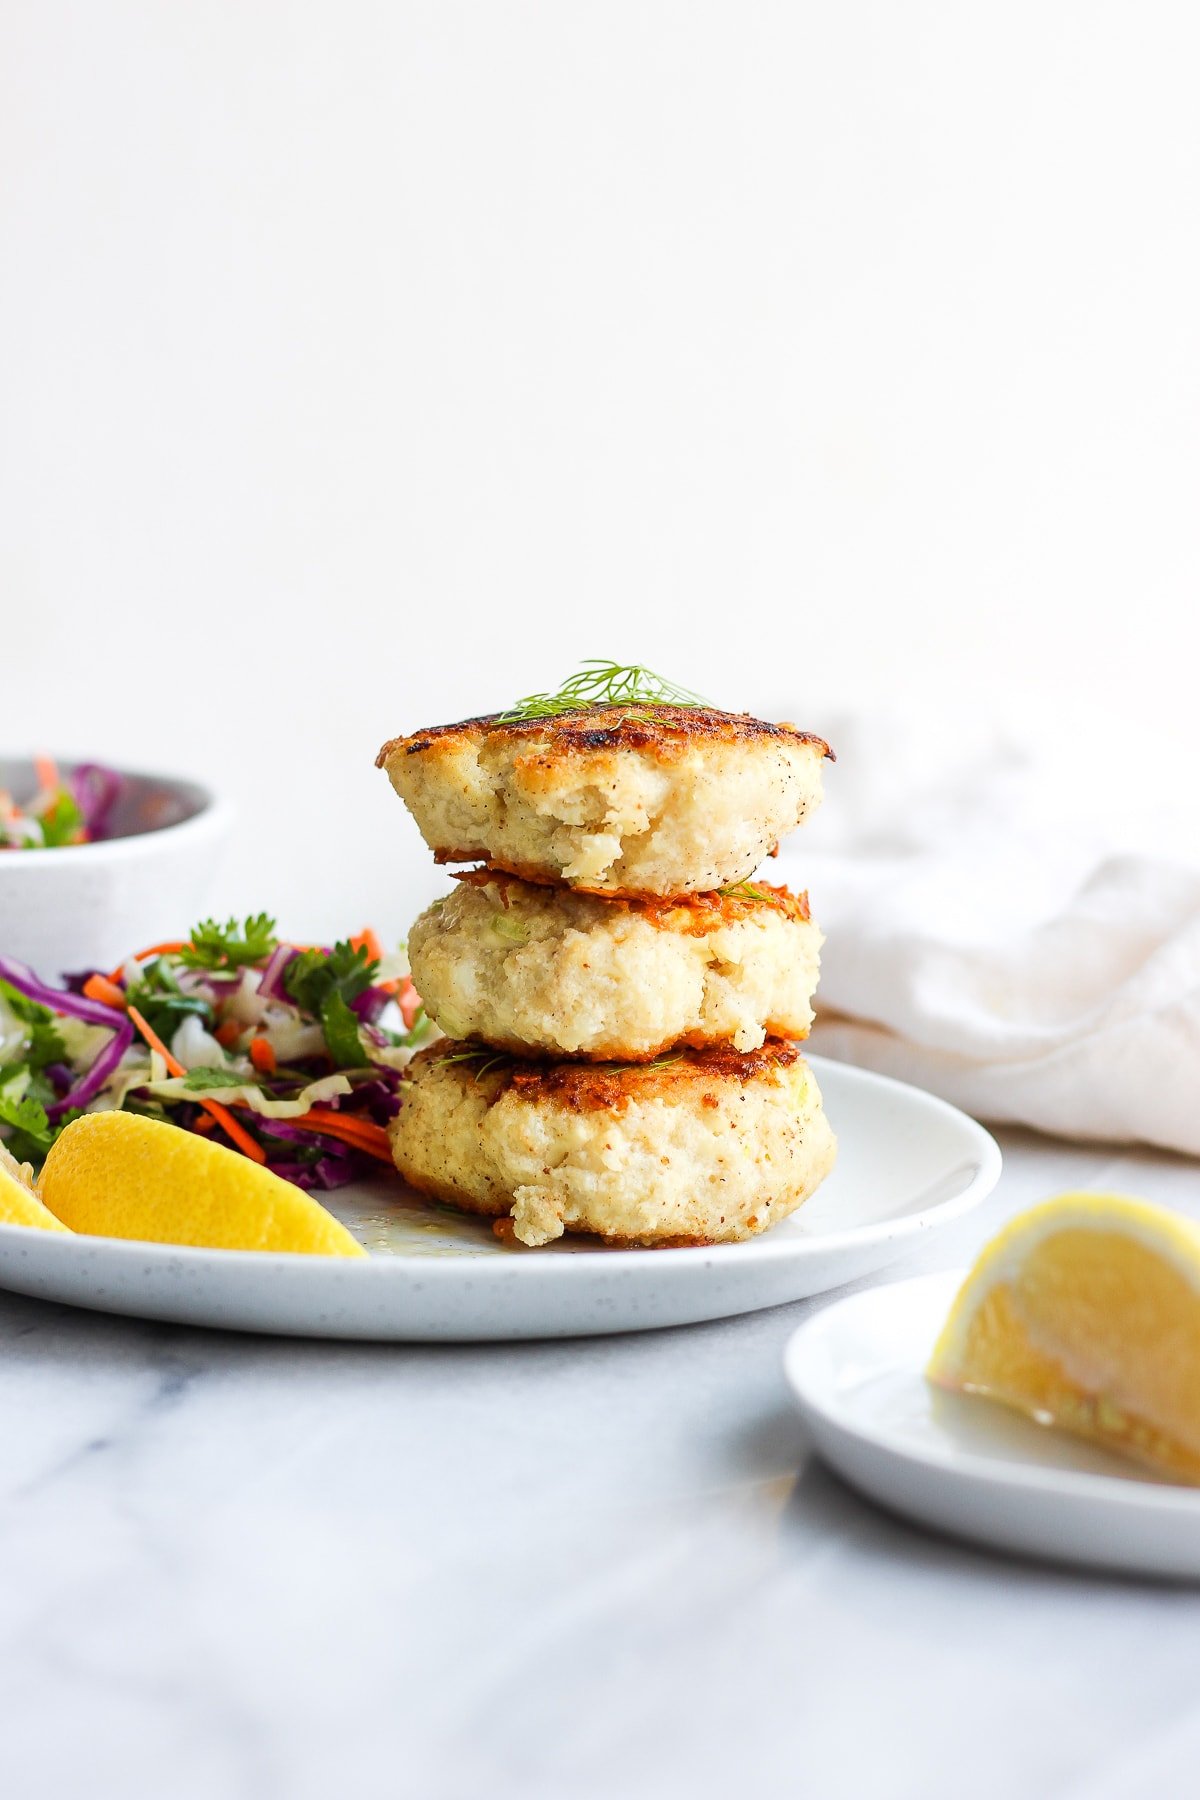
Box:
[0,758,234,979]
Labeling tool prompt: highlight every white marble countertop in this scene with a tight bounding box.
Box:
[2,1125,1198,1800]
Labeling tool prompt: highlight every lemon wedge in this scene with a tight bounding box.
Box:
[0,1141,70,1232]
[927,1192,1200,1483]
[39,1112,366,1257]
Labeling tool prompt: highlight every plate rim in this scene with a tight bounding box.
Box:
[0,1058,1002,1281]
[784,1269,1200,1516]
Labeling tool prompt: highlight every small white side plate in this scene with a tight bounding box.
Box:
[784,1271,1200,1579]
[0,1059,1000,1342]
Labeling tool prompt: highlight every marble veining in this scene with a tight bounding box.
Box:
[0,1129,1198,1800]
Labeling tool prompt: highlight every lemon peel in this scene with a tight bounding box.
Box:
[40,1112,365,1257]
[928,1191,1200,1484]
[0,1141,69,1233]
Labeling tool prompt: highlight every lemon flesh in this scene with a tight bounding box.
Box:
[928,1192,1200,1484]
[40,1112,366,1257]
[0,1142,69,1233]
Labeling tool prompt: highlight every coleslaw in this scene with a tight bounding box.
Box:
[0,757,124,850]
[0,915,432,1188]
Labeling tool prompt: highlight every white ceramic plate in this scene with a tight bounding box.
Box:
[0,1058,999,1342]
[784,1270,1200,1578]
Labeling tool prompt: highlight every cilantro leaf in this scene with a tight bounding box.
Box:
[0,1090,54,1161]
[2,1066,62,1114]
[25,1018,67,1072]
[0,981,66,1072]
[180,914,278,972]
[0,980,53,1027]
[319,991,369,1068]
[0,982,68,1155]
[181,1067,252,1091]
[282,942,378,1069]
[283,942,377,1016]
[39,789,85,848]
[125,958,213,1043]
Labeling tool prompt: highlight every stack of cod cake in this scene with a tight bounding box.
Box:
[376,699,837,1247]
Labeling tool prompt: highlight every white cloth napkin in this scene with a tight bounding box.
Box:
[774,715,1200,1158]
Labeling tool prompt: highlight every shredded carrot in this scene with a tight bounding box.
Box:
[126,1004,267,1165]
[127,1006,188,1078]
[285,1124,394,1164]
[303,1102,382,1127]
[288,1109,394,1162]
[351,927,384,964]
[191,1114,217,1135]
[214,1019,242,1049]
[34,753,60,793]
[107,941,187,982]
[207,1113,267,1164]
[397,976,421,1030]
[249,1036,276,1075]
[82,973,127,1011]
[304,1106,393,1146]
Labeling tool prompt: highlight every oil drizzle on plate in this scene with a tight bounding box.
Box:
[326,1179,508,1257]
[325,1177,624,1258]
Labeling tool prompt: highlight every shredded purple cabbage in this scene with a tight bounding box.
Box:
[350,1077,403,1123]
[3,928,414,1196]
[258,1120,360,1190]
[350,986,392,1025]
[70,764,125,841]
[0,953,135,1120]
[61,969,103,996]
[257,943,298,1004]
[266,1147,357,1190]
[48,1025,134,1119]
[0,955,129,1031]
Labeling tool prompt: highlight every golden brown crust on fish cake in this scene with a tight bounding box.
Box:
[406,1037,801,1112]
[451,868,812,931]
[391,1040,836,1247]
[505,1036,801,1108]
[409,875,822,1061]
[378,706,832,895]
[376,705,832,768]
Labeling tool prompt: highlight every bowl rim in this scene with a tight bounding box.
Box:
[0,757,233,868]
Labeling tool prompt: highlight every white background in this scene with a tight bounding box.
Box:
[2,24,1200,1797]
[3,2,1198,940]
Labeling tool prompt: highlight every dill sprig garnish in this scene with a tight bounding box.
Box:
[633,1050,685,1073]
[432,1045,511,1081]
[496,660,710,724]
[717,881,772,903]
[431,1043,686,1080]
[585,1050,687,1076]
